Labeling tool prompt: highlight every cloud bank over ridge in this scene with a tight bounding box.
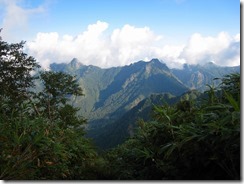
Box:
[26,21,240,69]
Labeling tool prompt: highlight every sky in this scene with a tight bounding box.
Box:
[0,0,241,69]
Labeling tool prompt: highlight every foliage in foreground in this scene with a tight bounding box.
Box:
[0,34,104,180]
[0,114,104,179]
[105,73,240,180]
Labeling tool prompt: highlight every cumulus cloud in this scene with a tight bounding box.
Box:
[26,21,240,69]
[109,24,163,66]
[180,32,240,66]
[27,21,164,69]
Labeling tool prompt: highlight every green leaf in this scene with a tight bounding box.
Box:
[224,90,239,111]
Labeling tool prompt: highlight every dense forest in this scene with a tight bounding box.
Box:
[0,35,240,180]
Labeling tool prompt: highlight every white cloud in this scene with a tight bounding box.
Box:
[26,21,240,69]
[0,0,45,41]
[109,24,163,66]
[27,21,164,69]
[180,32,240,66]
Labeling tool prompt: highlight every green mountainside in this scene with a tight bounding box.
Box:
[49,58,240,149]
[89,90,203,149]
[50,58,188,123]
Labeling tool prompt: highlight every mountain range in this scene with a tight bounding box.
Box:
[49,58,240,149]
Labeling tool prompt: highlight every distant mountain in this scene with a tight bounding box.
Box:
[49,58,240,149]
[50,58,188,123]
[172,62,240,91]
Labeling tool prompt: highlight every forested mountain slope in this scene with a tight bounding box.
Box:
[50,58,188,123]
[49,58,239,149]
[89,90,203,149]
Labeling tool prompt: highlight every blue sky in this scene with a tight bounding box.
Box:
[0,0,240,68]
[25,0,239,40]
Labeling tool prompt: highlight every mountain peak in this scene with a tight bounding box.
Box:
[148,58,170,72]
[70,58,84,68]
[202,61,218,69]
[150,58,161,64]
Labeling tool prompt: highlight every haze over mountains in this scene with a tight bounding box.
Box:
[49,58,240,149]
